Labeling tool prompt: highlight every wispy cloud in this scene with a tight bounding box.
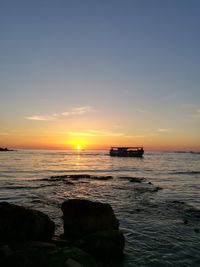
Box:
[26,115,54,121]
[124,135,145,138]
[62,106,95,116]
[26,106,95,121]
[157,128,170,132]
[68,130,124,137]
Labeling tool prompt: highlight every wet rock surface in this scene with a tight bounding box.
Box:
[0,200,125,267]
[0,202,55,242]
[49,174,113,181]
[61,199,119,241]
[76,230,125,260]
[129,177,145,183]
[0,243,97,267]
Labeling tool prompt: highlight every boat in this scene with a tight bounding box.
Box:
[109,147,144,157]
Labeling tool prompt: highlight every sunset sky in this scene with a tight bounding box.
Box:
[0,0,200,150]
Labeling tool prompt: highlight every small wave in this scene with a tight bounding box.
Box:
[173,151,200,154]
[0,184,55,190]
[43,152,107,157]
[42,174,113,182]
[75,153,107,156]
[0,185,32,190]
[169,171,200,175]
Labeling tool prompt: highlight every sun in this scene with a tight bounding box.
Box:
[76,145,82,150]
[68,138,88,150]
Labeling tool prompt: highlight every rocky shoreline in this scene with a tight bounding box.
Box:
[0,147,14,152]
[0,200,125,267]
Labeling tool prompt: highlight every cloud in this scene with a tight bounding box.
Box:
[157,128,170,132]
[124,135,145,138]
[26,106,95,121]
[59,129,150,139]
[68,130,124,137]
[62,106,95,116]
[26,115,54,121]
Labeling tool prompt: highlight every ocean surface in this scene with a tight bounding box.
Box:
[0,149,200,266]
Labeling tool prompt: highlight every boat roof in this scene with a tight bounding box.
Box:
[110,147,143,149]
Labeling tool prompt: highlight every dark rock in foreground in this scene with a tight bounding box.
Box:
[0,202,55,242]
[0,200,125,266]
[61,199,119,241]
[77,230,125,261]
[61,199,125,263]
[0,242,97,267]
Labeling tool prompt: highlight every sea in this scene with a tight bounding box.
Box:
[0,149,200,267]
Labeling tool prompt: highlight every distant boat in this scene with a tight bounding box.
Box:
[109,147,144,157]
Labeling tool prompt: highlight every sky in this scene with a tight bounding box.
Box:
[0,0,200,150]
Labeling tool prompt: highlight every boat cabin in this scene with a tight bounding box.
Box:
[109,147,144,157]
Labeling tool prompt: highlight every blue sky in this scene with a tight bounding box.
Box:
[0,0,200,149]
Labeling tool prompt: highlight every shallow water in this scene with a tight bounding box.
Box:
[0,150,200,266]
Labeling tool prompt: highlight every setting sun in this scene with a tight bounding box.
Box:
[67,138,90,150]
[76,145,82,150]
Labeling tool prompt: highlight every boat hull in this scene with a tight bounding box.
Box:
[109,151,144,157]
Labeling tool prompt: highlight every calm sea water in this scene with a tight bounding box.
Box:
[0,150,200,266]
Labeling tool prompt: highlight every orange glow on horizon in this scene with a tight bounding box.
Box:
[1,129,200,151]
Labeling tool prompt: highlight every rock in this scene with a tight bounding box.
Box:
[50,175,91,181]
[92,176,113,180]
[172,200,185,204]
[77,230,125,261]
[153,186,163,192]
[185,208,200,219]
[3,243,97,267]
[0,202,55,242]
[129,177,144,183]
[50,174,113,181]
[55,247,97,267]
[29,241,57,249]
[65,258,83,267]
[0,147,14,151]
[61,199,119,240]
[0,245,12,258]
[65,181,75,185]
[134,184,162,193]
[135,208,142,212]
[53,239,71,247]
